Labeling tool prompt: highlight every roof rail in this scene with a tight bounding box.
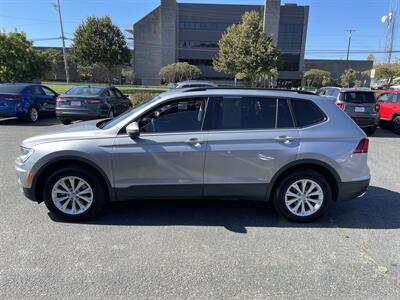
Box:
[181,87,316,95]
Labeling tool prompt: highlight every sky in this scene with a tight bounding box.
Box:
[0,0,399,62]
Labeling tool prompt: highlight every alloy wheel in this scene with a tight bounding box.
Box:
[284,179,324,217]
[51,176,94,215]
[29,107,39,122]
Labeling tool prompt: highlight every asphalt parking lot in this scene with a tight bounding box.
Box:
[0,117,399,299]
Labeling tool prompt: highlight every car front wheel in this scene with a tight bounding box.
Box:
[273,170,331,222]
[44,167,106,221]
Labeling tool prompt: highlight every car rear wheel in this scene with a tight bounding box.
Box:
[273,170,331,222]
[392,116,400,134]
[365,126,377,136]
[27,107,39,123]
[44,167,106,221]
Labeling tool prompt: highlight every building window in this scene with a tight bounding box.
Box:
[279,54,300,71]
[278,23,303,51]
[179,22,230,31]
[179,59,213,66]
[179,41,219,48]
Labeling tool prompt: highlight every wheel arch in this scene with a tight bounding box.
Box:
[265,159,341,202]
[33,156,114,203]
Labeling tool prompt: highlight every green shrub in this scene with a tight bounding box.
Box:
[129,91,160,107]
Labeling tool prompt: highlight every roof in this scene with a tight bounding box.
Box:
[339,87,373,92]
[177,80,215,85]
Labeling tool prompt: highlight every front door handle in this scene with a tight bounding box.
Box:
[274,135,295,143]
[184,138,203,145]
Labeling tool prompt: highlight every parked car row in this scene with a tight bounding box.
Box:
[0,83,132,124]
[318,86,400,135]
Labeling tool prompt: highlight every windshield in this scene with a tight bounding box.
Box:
[341,92,376,104]
[100,95,162,129]
[0,84,25,94]
[65,86,104,96]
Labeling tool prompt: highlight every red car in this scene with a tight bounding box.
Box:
[377,90,400,134]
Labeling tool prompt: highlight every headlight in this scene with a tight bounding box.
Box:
[20,146,34,162]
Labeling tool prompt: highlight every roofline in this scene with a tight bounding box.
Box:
[179,87,316,95]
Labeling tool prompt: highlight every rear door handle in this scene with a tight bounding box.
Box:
[274,135,295,143]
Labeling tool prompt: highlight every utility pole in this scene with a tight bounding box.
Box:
[346,29,355,61]
[54,0,70,83]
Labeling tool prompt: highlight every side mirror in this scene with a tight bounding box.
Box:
[126,122,140,138]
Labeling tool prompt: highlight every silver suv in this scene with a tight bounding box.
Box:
[16,88,370,222]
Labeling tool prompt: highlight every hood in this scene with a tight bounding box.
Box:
[22,120,110,147]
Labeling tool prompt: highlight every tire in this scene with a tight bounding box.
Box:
[392,116,400,135]
[365,126,377,136]
[273,169,332,222]
[61,119,71,125]
[27,107,39,123]
[43,167,107,221]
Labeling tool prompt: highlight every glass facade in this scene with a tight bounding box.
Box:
[179,41,219,48]
[278,23,304,71]
[179,22,230,31]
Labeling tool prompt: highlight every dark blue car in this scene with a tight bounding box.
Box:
[0,83,58,123]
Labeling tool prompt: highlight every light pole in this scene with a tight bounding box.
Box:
[346,29,355,61]
[54,0,70,83]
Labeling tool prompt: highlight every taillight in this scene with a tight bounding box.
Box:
[0,95,21,101]
[56,97,64,102]
[353,138,369,154]
[86,99,103,104]
[336,100,345,110]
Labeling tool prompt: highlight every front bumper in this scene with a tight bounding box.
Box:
[337,179,370,201]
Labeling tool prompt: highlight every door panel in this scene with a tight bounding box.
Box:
[112,96,208,200]
[112,133,207,200]
[204,130,300,200]
[203,96,300,200]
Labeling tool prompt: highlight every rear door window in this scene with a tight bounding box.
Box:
[206,97,277,130]
[277,99,294,128]
[290,99,326,127]
[340,92,376,104]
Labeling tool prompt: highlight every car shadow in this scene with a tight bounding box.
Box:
[0,116,61,127]
[49,186,400,232]
[370,127,399,138]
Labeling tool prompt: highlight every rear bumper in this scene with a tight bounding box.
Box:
[337,179,370,201]
[56,108,108,120]
[351,116,378,128]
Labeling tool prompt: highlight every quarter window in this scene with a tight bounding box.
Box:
[290,99,326,127]
[206,97,277,130]
[139,98,206,133]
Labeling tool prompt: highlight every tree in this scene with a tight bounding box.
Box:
[71,16,131,83]
[303,69,331,88]
[159,62,202,83]
[0,32,51,82]
[340,68,358,87]
[374,62,400,85]
[367,53,375,62]
[213,11,280,86]
[43,48,64,80]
